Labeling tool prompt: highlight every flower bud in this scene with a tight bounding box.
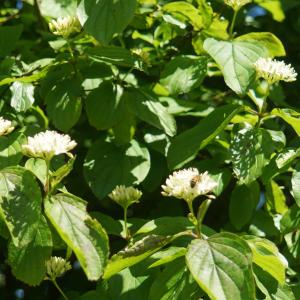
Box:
[224,0,252,11]
[49,16,81,39]
[46,256,71,279]
[109,185,142,209]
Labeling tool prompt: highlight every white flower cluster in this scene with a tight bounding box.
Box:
[22,130,77,160]
[46,256,71,279]
[0,117,14,136]
[224,0,252,10]
[254,58,297,84]
[161,168,217,202]
[109,185,142,208]
[49,16,81,38]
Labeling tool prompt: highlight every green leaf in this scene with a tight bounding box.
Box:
[284,230,300,260]
[0,132,25,169]
[160,55,207,95]
[84,138,150,199]
[267,129,286,151]
[167,104,241,169]
[262,148,300,184]
[39,0,77,18]
[10,82,35,112]
[86,81,121,130]
[271,108,300,136]
[203,38,266,94]
[124,88,177,136]
[244,235,285,284]
[0,25,23,57]
[87,46,144,70]
[135,216,193,236]
[108,266,154,300]
[280,204,300,234]
[186,232,255,300]
[0,167,42,247]
[50,156,76,190]
[292,164,300,207]
[45,78,82,132]
[8,216,52,286]
[148,246,186,268]
[236,32,285,57]
[230,127,272,185]
[149,260,202,300]
[254,0,285,22]
[90,211,123,236]
[103,234,172,279]
[44,192,109,280]
[265,180,288,214]
[113,97,136,145]
[229,182,260,230]
[253,265,295,300]
[162,2,205,30]
[77,0,137,44]
[25,158,47,185]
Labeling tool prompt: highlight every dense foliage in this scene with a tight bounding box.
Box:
[0,0,300,299]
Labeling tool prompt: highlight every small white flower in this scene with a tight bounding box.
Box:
[46,256,71,279]
[22,130,77,160]
[0,117,14,136]
[224,0,252,10]
[254,58,297,84]
[49,16,81,38]
[161,168,217,202]
[109,185,142,208]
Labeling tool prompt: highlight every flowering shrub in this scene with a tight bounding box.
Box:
[0,0,300,299]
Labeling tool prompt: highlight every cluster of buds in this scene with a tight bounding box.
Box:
[161,168,217,203]
[224,0,252,11]
[49,16,81,39]
[109,185,142,209]
[22,130,77,161]
[0,117,14,136]
[254,58,297,84]
[45,256,71,279]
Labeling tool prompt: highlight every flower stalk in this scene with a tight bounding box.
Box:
[109,185,142,240]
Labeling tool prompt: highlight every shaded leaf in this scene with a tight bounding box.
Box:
[167,104,241,169]
[45,78,82,132]
[86,81,121,130]
[229,182,260,230]
[8,216,52,286]
[0,166,42,247]
[0,132,25,170]
[160,55,207,95]
[77,0,137,44]
[84,138,150,199]
[124,88,177,136]
[0,25,23,57]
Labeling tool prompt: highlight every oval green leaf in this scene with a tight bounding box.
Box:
[44,192,109,280]
[186,232,255,300]
[84,138,150,199]
[203,38,266,94]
